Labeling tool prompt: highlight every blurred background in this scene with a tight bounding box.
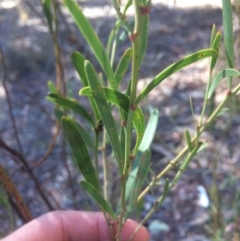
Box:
[0,1,240,240]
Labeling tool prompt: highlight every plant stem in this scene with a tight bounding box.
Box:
[137,83,240,202]
[102,129,109,201]
[200,73,212,126]
[117,0,142,240]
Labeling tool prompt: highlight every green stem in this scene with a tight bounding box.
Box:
[117,0,142,240]
[102,129,108,201]
[94,131,100,188]
[200,73,212,126]
[128,144,200,241]
[137,83,240,202]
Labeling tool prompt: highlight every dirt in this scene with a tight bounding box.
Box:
[0,1,240,241]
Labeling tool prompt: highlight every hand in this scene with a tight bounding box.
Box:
[1,210,149,241]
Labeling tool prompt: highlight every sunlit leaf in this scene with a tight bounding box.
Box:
[138,106,158,152]
[47,81,58,94]
[71,52,88,86]
[136,49,216,104]
[125,149,151,218]
[210,24,216,48]
[208,68,240,98]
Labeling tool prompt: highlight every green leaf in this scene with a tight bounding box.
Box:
[136,49,216,104]
[115,48,132,86]
[62,117,99,190]
[222,0,234,69]
[163,178,170,199]
[123,0,133,15]
[208,68,240,98]
[49,93,94,126]
[71,52,88,86]
[125,149,151,218]
[63,0,117,89]
[71,53,100,121]
[216,107,229,117]
[185,129,193,152]
[222,0,234,89]
[42,0,53,34]
[84,61,123,173]
[156,178,170,208]
[54,108,64,121]
[75,123,95,149]
[55,109,95,149]
[47,81,58,94]
[80,181,116,219]
[138,106,158,152]
[139,9,149,64]
[210,31,222,71]
[122,107,158,216]
[80,86,145,154]
[197,142,208,154]
[210,24,216,48]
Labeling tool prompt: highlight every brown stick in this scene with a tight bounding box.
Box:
[0,138,55,211]
[0,164,32,223]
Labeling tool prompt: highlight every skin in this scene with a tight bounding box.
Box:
[1,211,149,241]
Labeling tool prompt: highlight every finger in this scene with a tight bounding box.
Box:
[2,211,149,241]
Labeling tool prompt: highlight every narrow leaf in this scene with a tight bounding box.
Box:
[71,53,100,121]
[136,49,216,104]
[71,52,88,86]
[115,48,132,86]
[125,149,151,218]
[222,0,234,69]
[84,61,123,173]
[138,106,158,152]
[156,178,170,209]
[80,181,116,219]
[62,117,99,190]
[216,107,229,117]
[208,68,240,98]
[48,81,58,94]
[210,31,222,71]
[80,86,145,153]
[55,109,94,149]
[210,24,216,48]
[42,0,53,34]
[63,0,117,89]
[49,93,94,126]
[185,129,193,152]
[139,9,149,64]
[222,0,234,89]
[197,142,208,154]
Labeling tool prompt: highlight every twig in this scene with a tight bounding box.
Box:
[0,137,55,211]
[0,164,32,223]
[23,0,47,26]
[0,47,23,154]
[30,121,60,168]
